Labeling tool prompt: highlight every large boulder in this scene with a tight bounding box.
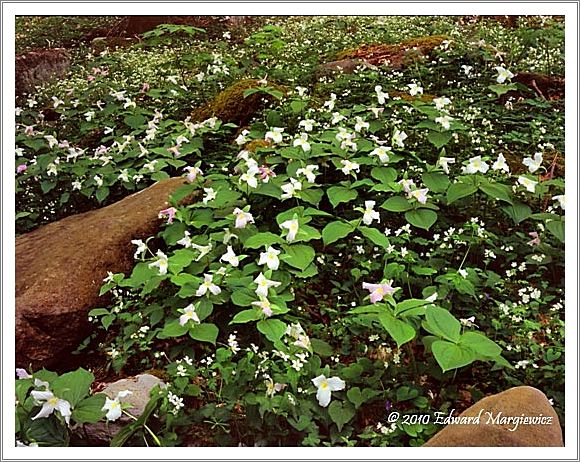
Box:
[16,178,194,370]
[423,386,563,446]
[16,48,70,95]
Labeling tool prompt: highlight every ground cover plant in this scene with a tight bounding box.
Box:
[15,15,565,447]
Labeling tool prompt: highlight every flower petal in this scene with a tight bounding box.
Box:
[31,402,55,420]
[316,387,332,407]
[326,377,346,391]
[311,374,326,388]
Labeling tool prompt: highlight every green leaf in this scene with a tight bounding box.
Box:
[546,219,564,243]
[357,227,388,250]
[111,390,161,447]
[423,306,461,343]
[371,167,397,184]
[189,323,219,344]
[158,319,189,338]
[427,131,452,149]
[322,220,355,245]
[405,209,437,230]
[488,83,517,97]
[460,331,502,359]
[432,340,476,372]
[231,288,256,307]
[124,114,146,129]
[446,182,478,204]
[25,415,69,446]
[381,196,412,212]
[244,232,285,249]
[301,189,324,206]
[51,368,94,407]
[347,387,365,409]
[328,401,356,432]
[377,311,416,347]
[72,394,106,424]
[282,244,315,271]
[311,338,334,357]
[502,201,532,224]
[230,309,261,324]
[422,172,450,193]
[395,299,431,316]
[478,180,513,204]
[257,319,287,343]
[326,186,358,208]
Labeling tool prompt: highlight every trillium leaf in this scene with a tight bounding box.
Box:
[359,226,390,249]
[328,401,356,432]
[230,309,261,324]
[282,244,315,271]
[427,131,452,149]
[72,394,106,424]
[478,180,513,204]
[310,338,334,357]
[189,323,219,344]
[501,201,532,224]
[381,196,412,212]
[546,219,564,243]
[322,221,355,245]
[158,319,188,338]
[371,167,397,184]
[423,306,461,343]
[394,298,431,317]
[377,311,416,347]
[405,209,437,230]
[459,331,502,359]
[432,340,476,372]
[51,367,94,407]
[326,186,358,208]
[446,182,478,204]
[231,288,256,307]
[422,172,450,193]
[243,232,285,249]
[257,319,287,343]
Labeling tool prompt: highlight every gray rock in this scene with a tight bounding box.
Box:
[16,48,70,95]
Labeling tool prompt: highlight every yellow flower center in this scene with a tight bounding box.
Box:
[321,381,329,390]
[48,397,59,406]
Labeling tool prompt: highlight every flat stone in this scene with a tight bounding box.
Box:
[423,386,563,447]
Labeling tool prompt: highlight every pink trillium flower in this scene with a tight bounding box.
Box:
[141,82,150,93]
[362,280,396,304]
[258,166,276,182]
[527,232,541,246]
[158,207,177,224]
[16,164,27,174]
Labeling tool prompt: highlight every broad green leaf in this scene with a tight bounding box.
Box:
[328,401,356,432]
[124,114,146,129]
[189,323,219,344]
[377,311,416,347]
[282,244,315,271]
[395,299,431,316]
[158,319,188,338]
[244,232,285,249]
[359,226,390,249]
[502,201,532,224]
[51,368,94,407]
[231,288,256,307]
[432,340,476,372]
[405,209,437,230]
[546,219,564,243]
[478,180,513,204]
[423,306,461,343]
[230,309,261,324]
[427,131,452,149]
[322,221,355,245]
[460,331,502,358]
[72,394,106,424]
[446,182,478,204]
[488,83,517,97]
[326,186,358,208]
[310,338,334,357]
[381,196,412,212]
[422,172,450,193]
[371,167,397,184]
[257,319,287,343]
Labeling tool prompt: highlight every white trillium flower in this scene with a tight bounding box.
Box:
[340,159,360,176]
[148,250,168,275]
[407,83,423,96]
[495,66,514,83]
[461,64,473,76]
[311,374,346,407]
[296,164,319,183]
[281,218,299,242]
[177,231,193,248]
[281,178,302,200]
[518,176,538,193]
[220,246,240,267]
[398,178,415,193]
[203,187,217,204]
[433,96,451,110]
[552,194,565,210]
[362,200,380,225]
[235,129,250,145]
[298,119,315,131]
[192,243,213,261]
[265,127,284,144]
[254,273,282,298]
[523,152,543,173]
[233,207,254,228]
[240,172,258,189]
[331,112,346,124]
[293,133,311,152]
[435,115,454,130]
[258,246,281,270]
[437,157,456,174]
[252,297,273,317]
[463,156,489,174]
[179,304,201,326]
[31,390,72,424]
[102,390,133,422]
[392,129,408,148]
[458,268,468,278]
[131,239,147,259]
[196,273,221,297]
[408,188,429,204]
[375,85,389,104]
[354,116,369,132]
[370,146,391,164]
[492,153,510,173]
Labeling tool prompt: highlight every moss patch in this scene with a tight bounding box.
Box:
[191,79,287,126]
[336,35,449,68]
